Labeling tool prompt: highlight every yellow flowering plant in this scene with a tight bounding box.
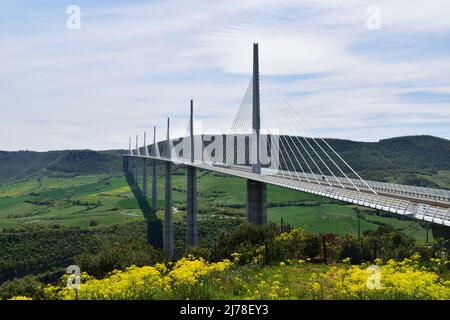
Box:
[309,254,450,300]
[43,255,234,300]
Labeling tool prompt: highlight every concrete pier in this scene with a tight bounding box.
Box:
[143,159,147,198]
[152,159,158,212]
[164,118,174,259]
[152,126,158,213]
[186,166,198,247]
[186,100,198,248]
[247,179,267,225]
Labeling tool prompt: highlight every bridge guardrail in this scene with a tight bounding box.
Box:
[124,154,450,227]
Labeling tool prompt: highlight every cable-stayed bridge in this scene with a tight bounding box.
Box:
[123,43,450,259]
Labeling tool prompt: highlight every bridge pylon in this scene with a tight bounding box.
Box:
[252,42,261,174]
[247,42,267,225]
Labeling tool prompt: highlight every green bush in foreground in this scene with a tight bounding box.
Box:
[3,225,450,300]
[10,254,450,300]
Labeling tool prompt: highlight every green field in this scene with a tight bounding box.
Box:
[417,170,450,189]
[0,169,431,241]
[268,204,429,241]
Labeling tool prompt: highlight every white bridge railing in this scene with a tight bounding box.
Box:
[274,171,450,202]
[124,153,450,227]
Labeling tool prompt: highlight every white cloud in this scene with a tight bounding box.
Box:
[1,0,450,151]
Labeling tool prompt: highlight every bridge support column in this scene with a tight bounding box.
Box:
[247,179,267,225]
[123,156,130,173]
[186,166,198,248]
[186,99,198,249]
[124,151,132,173]
[134,159,139,188]
[164,162,173,259]
[143,159,148,198]
[164,117,174,260]
[152,159,158,213]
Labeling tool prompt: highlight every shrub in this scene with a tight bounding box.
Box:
[211,224,278,264]
[339,226,436,264]
[74,239,163,278]
[274,228,321,261]
[185,246,211,260]
[303,233,322,259]
[366,226,417,260]
[322,233,342,263]
[0,275,44,300]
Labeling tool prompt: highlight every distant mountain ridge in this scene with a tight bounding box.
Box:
[1,135,449,188]
[0,149,124,183]
[322,135,450,178]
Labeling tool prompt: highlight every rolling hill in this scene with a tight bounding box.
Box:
[326,135,450,177]
[0,150,124,183]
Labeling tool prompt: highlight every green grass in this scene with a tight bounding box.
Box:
[361,209,430,242]
[418,170,450,190]
[117,198,165,210]
[0,195,31,210]
[214,263,331,299]
[0,175,144,229]
[268,204,377,235]
[268,204,429,241]
[0,170,433,242]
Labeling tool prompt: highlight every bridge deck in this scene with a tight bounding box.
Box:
[124,155,450,226]
[224,165,450,208]
[124,155,450,227]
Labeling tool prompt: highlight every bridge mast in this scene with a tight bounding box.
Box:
[252,43,261,174]
[247,43,267,225]
[190,100,195,163]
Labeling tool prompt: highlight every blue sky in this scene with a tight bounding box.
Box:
[1,0,450,151]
